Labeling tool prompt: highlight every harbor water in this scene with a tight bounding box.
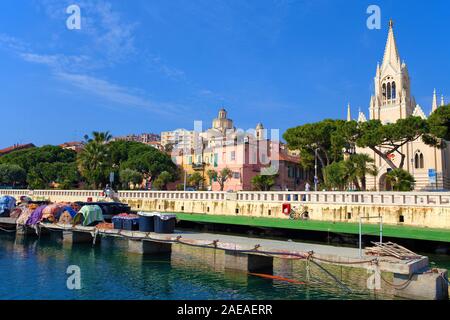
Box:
[0,233,448,300]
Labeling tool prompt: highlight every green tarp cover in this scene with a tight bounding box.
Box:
[75,205,104,226]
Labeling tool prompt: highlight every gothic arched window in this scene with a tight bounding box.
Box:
[387,83,392,101]
[382,83,387,101]
[391,82,396,100]
[415,151,424,169]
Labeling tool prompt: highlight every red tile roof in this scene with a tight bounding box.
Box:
[278,151,301,164]
[0,143,35,156]
[59,141,84,147]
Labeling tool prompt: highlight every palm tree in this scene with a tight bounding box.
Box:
[349,154,378,191]
[84,131,112,144]
[77,132,111,188]
[188,172,204,190]
[343,158,360,190]
[386,169,415,191]
[323,161,347,191]
[324,154,378,191]
[251,174,277,191]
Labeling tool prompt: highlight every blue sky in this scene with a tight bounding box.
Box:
[1,0,449,147]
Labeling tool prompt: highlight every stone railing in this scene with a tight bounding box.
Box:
[235,191,450,207]
[1,189,450,207]
[0,189,104,198]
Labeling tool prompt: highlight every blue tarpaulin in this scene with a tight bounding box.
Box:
[0,196,16,217]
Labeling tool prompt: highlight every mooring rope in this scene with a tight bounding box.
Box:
[6,221,436,293]
[379,271,415,290]
[306,253,353,294]
[310,254,378,265]
[0,226,16,233]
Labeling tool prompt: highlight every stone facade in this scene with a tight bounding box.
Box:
[353,21,450,191]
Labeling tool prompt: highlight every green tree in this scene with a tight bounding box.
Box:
[176,183,185,191]
[283,119,347,169]
[78,138,177,190]
[0,164,27,187]
[164,142,176,153]
[322,154,378,191]
[323,161,347,191]
[386,169,415,191]
[120,147,178,180]
[27,162,79,189]
[57,163,80,189]
[427,104,450,144]
[207,168,232,191]
[207,169,217,183]
[0,145,78,189]
[342,158,360,190]
[0,145,76,172]
[188,172,204,190]
[108,140,149,166]
[119,168,143,189]
[251,174,277,191]
[77,139,110,189]
[348,153,378,191]
[339,117,437,170]
[153,171,172,190]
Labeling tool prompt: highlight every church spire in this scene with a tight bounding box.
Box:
[441,95,445,107]
[357,109,367,123]
[347,103,351,121]
[382,19,401,69]
[432,89,438,112]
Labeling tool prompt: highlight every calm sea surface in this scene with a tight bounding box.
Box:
[0,233,448,300]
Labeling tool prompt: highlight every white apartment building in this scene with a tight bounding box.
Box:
[161,129,201,151]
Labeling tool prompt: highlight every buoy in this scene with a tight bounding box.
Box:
[282,203,291,215]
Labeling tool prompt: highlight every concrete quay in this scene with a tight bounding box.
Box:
[0,217,448,300]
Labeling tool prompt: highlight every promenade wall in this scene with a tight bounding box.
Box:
[2,189,450,229]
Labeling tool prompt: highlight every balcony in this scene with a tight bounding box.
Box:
[192,163,205,171]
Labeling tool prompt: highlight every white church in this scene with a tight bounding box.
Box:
[349,20,450,191]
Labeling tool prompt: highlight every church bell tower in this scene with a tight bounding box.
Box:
[369,20,415,123]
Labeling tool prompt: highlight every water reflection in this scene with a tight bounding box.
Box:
[0,233,447,300]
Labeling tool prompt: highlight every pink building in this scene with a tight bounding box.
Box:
[206,139,304,191]
[169,108,306,191]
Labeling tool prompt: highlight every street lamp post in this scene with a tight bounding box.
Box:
[314,148,319,192]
